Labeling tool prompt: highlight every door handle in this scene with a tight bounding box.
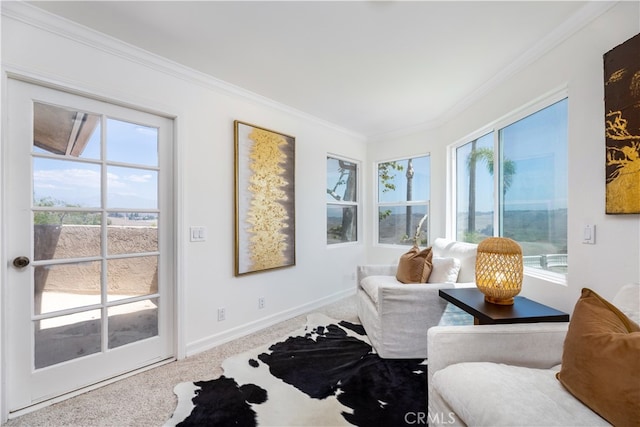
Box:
[13,256,30,268]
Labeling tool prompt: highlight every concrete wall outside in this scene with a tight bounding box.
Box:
[36,225,158,296]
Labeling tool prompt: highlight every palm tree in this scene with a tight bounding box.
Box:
[405,158,414,237]
[466,145,516,237]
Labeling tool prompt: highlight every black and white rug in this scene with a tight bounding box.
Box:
[165,313,427,426]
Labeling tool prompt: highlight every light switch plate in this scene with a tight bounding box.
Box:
[582,224,596,244]
[190,226,207,242]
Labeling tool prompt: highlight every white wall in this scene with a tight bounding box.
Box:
[0,1,367,371]
[2,2,640,419]
[367,2,640,313]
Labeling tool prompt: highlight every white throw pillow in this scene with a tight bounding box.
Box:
[428,257,461,283]
[612,283,640,324]
[432,239,477,282]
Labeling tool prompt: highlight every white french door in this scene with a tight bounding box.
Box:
[5,78,175,413]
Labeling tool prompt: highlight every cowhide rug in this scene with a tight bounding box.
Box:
[165,313,427,427]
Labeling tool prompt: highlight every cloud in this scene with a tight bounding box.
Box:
[126,173,153,183]
[34,168,100,189]
[136,126,158,137]
[34,166,156,208]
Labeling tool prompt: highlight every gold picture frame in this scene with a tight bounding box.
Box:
[234,121,296,275]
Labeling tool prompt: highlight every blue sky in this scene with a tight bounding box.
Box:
[38,100,565,214]
[457,98,568,213]
[378,155,431,204]
[326,155,431,212]
[33,118,159,210]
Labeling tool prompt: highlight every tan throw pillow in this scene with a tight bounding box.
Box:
[556,288,640,427]
[395,245,433,284]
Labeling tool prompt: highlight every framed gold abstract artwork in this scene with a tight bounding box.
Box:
[604,32,640,214]
[234,121,296,275]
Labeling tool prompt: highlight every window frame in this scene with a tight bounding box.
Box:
[448,90,568,285]
[326,154,360,246]
[375,153,431,247]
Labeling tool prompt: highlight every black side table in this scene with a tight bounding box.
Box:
[439,288,569,325]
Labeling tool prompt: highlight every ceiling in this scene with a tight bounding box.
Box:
[28,1,592,139]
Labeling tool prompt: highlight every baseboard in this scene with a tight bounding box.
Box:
[185,288,355,357]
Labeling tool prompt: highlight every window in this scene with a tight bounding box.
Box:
[326,156,358,244]
[377,155,430,245]
[454,97,568,274]
[456,132,494,242]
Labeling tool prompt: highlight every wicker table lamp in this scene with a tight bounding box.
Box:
[475,237,523,305]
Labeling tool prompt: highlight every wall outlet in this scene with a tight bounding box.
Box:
[258,297,265,309]
[217,307,226,321]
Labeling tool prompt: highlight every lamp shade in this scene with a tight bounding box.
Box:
[475,237,523,305]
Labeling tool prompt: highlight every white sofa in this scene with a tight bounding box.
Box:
[427,283,640,426]
[357,238,478,359]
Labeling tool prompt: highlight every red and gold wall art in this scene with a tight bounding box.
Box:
[604,32,640,214]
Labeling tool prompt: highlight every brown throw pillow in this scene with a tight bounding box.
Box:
[396,245,433,284]
[556,288,640,427]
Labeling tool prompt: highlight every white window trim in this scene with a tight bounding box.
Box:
[447,88,568,285]
[326,153,361,246]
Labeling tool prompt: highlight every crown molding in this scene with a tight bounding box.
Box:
[367,0,619,143]
[1,1,366,141]
[2,1,618,143]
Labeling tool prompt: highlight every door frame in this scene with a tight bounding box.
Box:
[0,69,186,422]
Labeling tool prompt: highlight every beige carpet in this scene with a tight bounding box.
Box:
[3,295,359,427]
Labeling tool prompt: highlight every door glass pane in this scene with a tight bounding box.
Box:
[107,256,158,302]
[107,118,158,167]
[33,102,101,159]
[107,212,158,255]
[34,213,101,260]
[456,132,495,243]
[108,298,158,349]
[35,309,102,369]
[23,89,170,389]
[34,158,101,208]
[34,262,101,315]
[107,166,158,209]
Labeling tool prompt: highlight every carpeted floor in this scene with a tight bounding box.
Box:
[3,296,360,427]
[3,296,471,426]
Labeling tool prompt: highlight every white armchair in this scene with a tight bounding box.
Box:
[427,283,640,426]
[356,238,478,359]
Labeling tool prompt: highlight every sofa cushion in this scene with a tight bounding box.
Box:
[395,245,433,283]
[360,275,400,305]
[556,288,640,427]
[433,362,610,426]
[428,257,461,283]
[612,283,640,324]
[432,238,477,283]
